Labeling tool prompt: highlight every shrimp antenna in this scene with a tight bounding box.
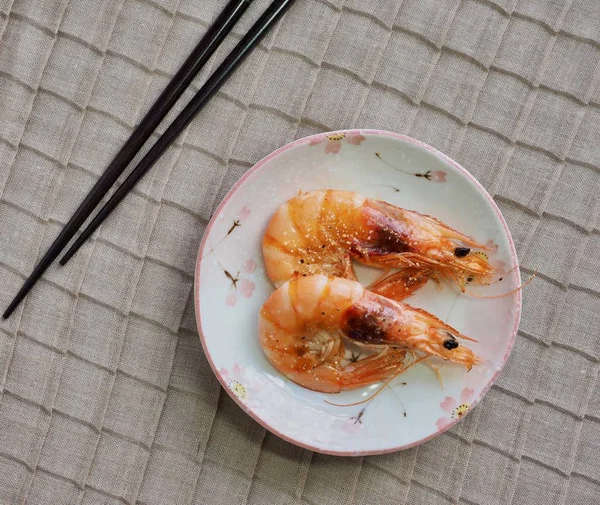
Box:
[425,362,444,390]
[480,265,519,286]
[451,269,537,300]
[324,356,430,407]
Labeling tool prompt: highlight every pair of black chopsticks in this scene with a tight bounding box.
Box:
[3,0,296,319]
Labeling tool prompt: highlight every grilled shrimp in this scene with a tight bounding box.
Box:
[259,275,480,393]
[262,190,497,302]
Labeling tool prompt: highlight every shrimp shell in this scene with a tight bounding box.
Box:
[263,190,497,301]
[259,275,481,393]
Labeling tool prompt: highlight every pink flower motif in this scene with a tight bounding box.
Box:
[430,170,447,182]
[461,388,474,404]
[417,170,447,182]
[242,258,256,274]
[226,208,250,237]
[483,239,498,254]
[436,417,452,430]
[222,257,257,306]
[484,240,499,254]
[346,132,366,145]
[226,290,237,307]
[308,134,325,144]
[239,278,255,298]
[220,364,262,404]
[308,134,331,147]
[481,240,506,272]
[332,412,365,434]
[491,259,507,271]
[325,139,342,154]
[308,132,364,154]
[435,387,475,430]
[238,206,251,221]
[440,396,456,414]
[342,418,363,434]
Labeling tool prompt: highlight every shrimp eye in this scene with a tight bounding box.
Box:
[454,247,470,258]
[443,339,459,350]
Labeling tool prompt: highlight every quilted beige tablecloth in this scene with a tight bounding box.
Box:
[1,0,599,503]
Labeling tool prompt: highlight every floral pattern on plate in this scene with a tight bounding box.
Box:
[436,387,475,430]
[221,258,257,307]
[309,132,366,153]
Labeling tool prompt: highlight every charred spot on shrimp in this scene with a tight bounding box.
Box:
[365,221,413,255]
[351,230,412,258]
[354,206,413,256]
[343,307,387,344]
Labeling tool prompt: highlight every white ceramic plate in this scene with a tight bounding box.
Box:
[195,130,521,455]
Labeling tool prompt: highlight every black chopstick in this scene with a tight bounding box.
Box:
[58,0,296,266]
[3,0,252,319]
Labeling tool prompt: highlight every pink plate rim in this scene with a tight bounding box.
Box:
[194,129,522,456]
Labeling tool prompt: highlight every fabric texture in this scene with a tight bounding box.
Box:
[1,0,599,503]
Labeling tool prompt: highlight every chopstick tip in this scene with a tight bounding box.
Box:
[59,246,77,265]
